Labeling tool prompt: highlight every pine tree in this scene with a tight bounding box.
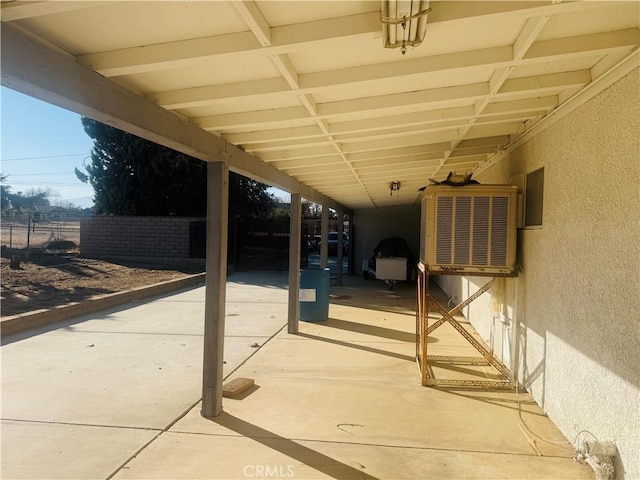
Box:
[77,118,275,217]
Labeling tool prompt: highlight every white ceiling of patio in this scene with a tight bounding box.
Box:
[1,1,638,209]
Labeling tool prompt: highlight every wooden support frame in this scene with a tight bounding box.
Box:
[320,206,329,268]
[336,210,344,286]
[202,161,229,418]
[288,193,302,334]
[416,262,519,389]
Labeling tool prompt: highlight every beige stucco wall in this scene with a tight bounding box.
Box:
[435,69,639,478]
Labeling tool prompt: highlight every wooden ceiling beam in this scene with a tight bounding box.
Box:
[150,30,637,110]
[0,24,349,213]
[0,1,109,21]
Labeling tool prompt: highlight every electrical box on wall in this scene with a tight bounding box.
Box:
[420,184,518,275]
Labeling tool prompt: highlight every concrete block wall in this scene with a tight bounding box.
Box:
[80,216,205,260]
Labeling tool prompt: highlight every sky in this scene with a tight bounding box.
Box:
[1,86,96,208]
[1,86,289,208]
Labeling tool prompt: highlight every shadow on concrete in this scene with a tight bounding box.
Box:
[427,362,504,381]
[227,271,289,290]
[435,389,547,416]
[296,332,416,362]
[317,317,416,343]
[327,295,417,318]
[210,412,380,480]
[225,384,261,401]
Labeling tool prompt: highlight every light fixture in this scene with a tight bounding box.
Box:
[381,0,430,55]
[390,181,401,196]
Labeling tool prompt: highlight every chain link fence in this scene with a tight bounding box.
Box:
[1,211,82,257]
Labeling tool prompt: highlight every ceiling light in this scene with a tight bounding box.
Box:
[390,181,401,196]
[381,0,430,55]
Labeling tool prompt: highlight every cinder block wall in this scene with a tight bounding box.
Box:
[80,216,205,260]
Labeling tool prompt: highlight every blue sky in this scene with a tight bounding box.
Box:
[1,86,289,208]
[1,86,95,207]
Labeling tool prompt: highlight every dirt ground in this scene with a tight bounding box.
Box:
[1,246,204,317]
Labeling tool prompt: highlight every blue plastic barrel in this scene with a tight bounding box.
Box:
[299,268,330,322]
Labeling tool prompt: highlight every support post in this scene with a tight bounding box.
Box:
[288,193,302,334]
[202,161,229,418]
[320,205,329,268]
[348,216,355,276]
[336,210,344,286]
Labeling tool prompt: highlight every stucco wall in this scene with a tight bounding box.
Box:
[352,204,420,273]
[435,69,639,478]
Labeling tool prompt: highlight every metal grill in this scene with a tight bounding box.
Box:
[490,196,509,266]
[435,196,452,265]
[431,190,513,270]
[472,196,490,265]
[453,196,471,265]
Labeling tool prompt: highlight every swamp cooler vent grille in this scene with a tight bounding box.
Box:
[421,185,517,275]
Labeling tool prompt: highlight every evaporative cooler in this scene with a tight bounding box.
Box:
[420,184,518,275]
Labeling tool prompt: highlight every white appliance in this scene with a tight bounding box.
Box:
[375,257,407,281]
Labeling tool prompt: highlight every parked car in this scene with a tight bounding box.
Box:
[318,231,349,256]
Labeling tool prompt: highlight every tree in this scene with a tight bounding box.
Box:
[302,200,337,219]
[302,200,322,218]
[0,176,52,211]
[228,172,277,219]
[77,118,276,217]
[1,174,10,210]
[269,197,291,220]
[52,199,83,212]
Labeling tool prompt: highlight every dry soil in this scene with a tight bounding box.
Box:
[1,247,203,317]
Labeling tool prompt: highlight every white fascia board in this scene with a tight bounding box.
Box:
[0,1,110,21]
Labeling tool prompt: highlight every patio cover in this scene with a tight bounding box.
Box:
[2,0,638,415]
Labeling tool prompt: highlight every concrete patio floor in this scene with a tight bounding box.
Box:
[1,272,593,479]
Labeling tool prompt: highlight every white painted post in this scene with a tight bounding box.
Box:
[337,210,344,286]
[320,206,329,268]
[202,161,229,419]
[288,193,301,333]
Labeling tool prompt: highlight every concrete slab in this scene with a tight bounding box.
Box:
[2,273,594,480]
[2,324,204,428]
[112,276,590,480]
[112,428,590,480]
[0,275,206,337]
[170,332,573,458]
[1,272,289,479]
[1,420,157,480]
